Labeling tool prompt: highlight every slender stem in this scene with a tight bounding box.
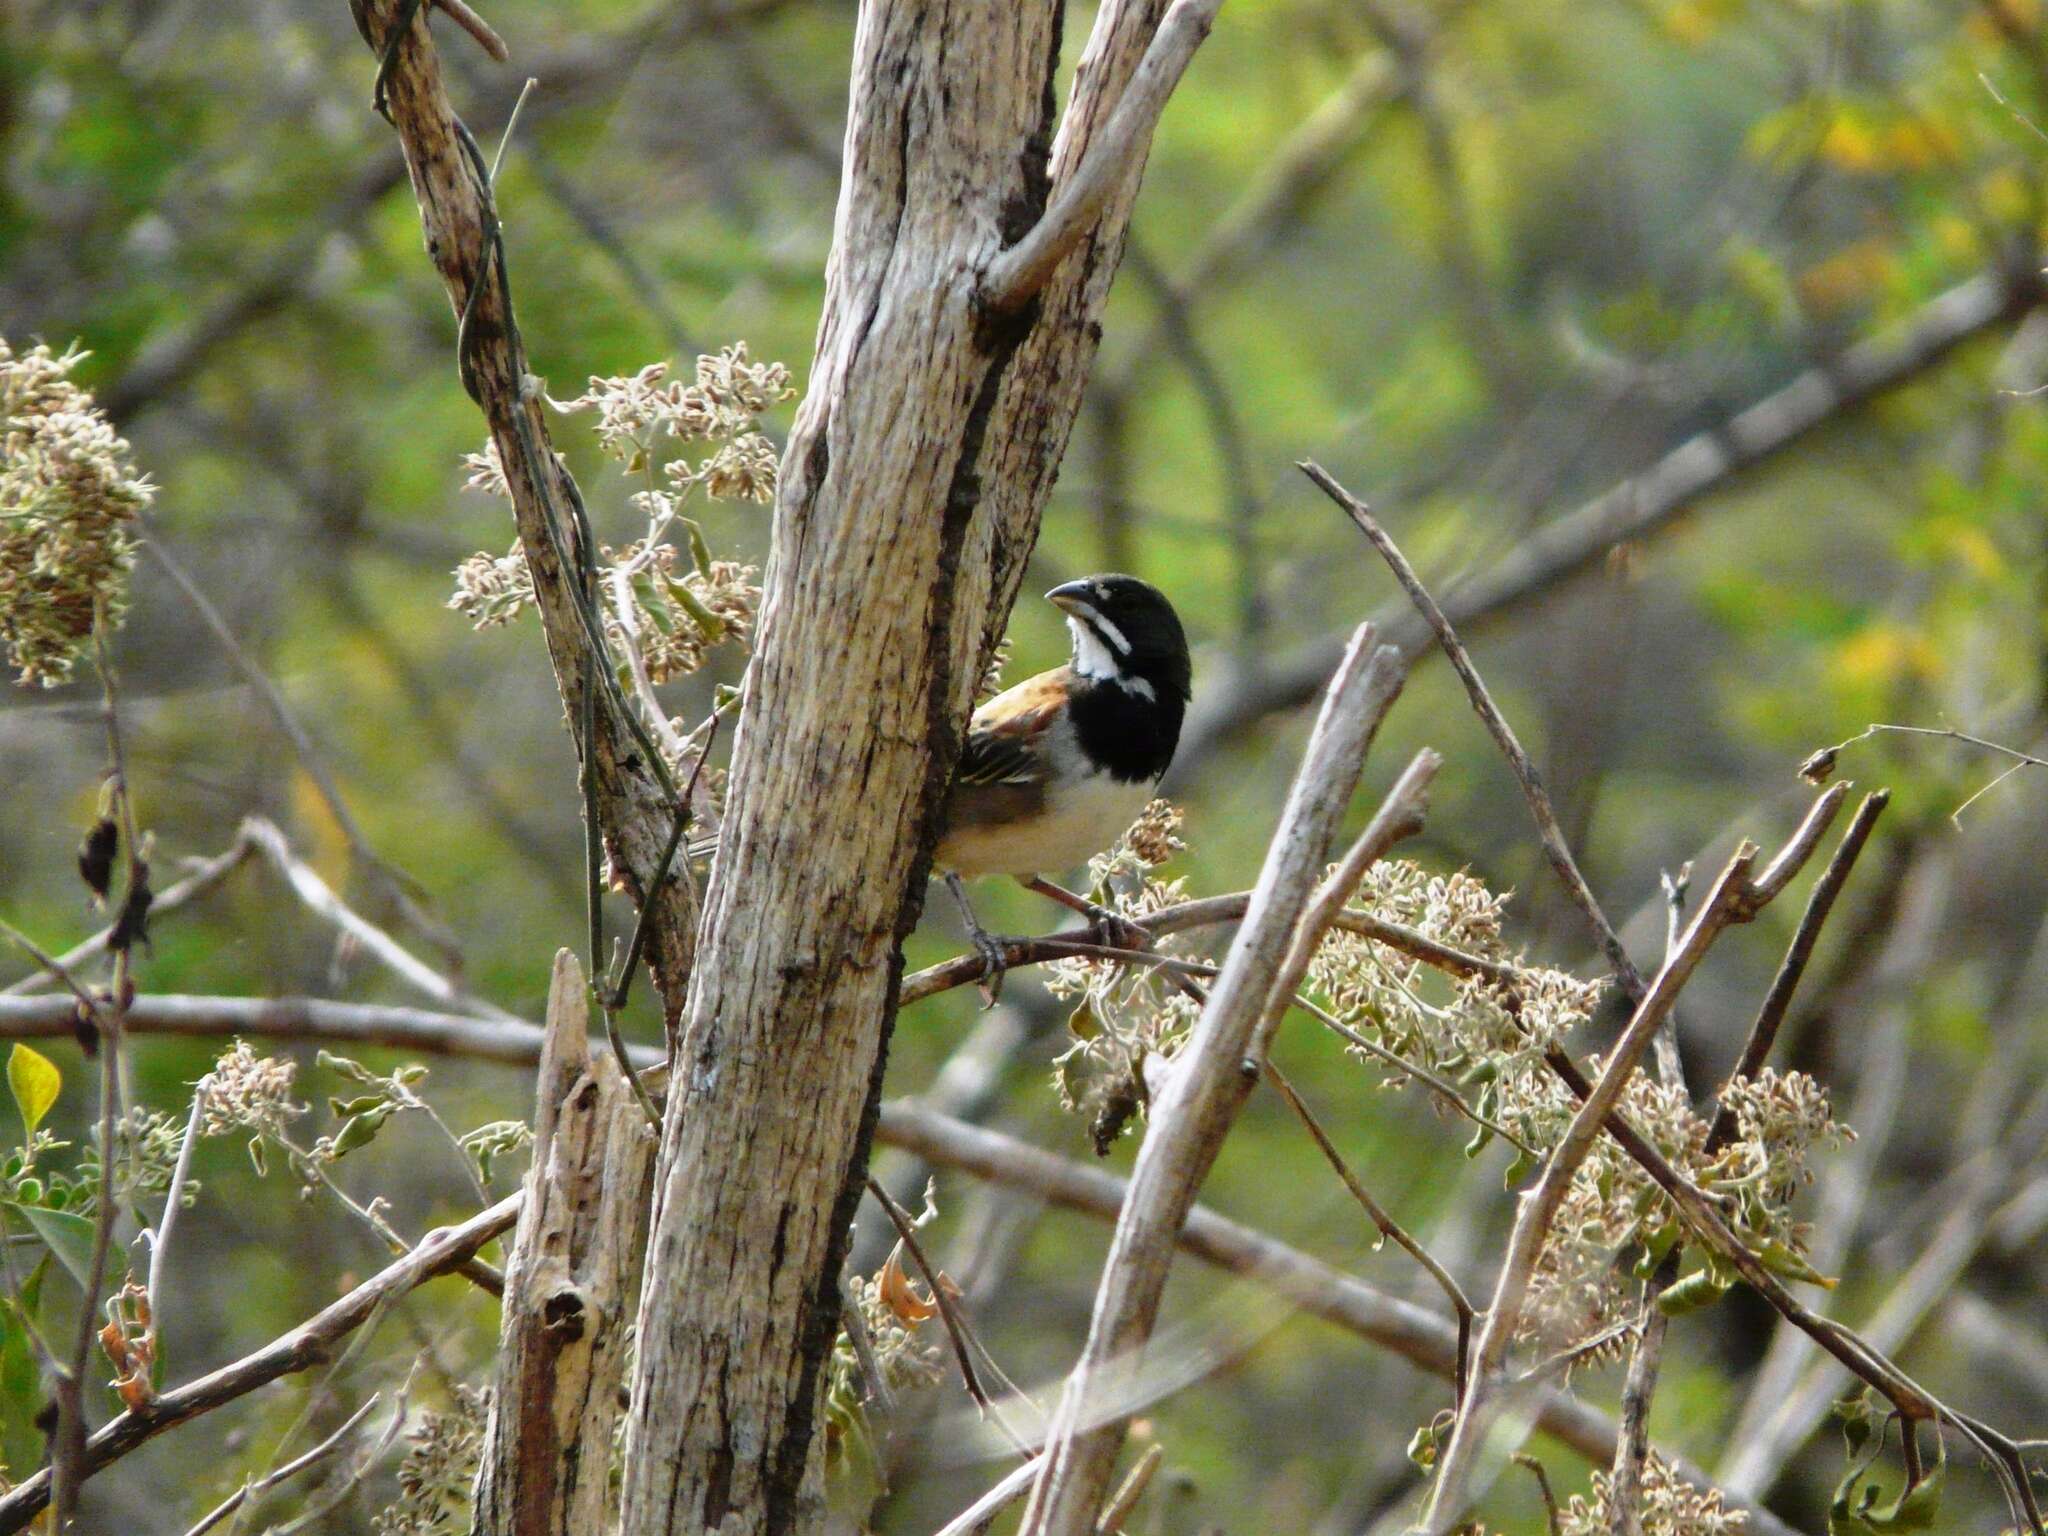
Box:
[1304,461,1647,1001]
[865,1178,1033,1457]
[1706,789,1890,1150]
[146,1080,211,1321]
[1263,1061,1473,1405]
[182,1394,381,1536]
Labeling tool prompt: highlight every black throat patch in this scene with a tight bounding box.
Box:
[1068,674,1184,784]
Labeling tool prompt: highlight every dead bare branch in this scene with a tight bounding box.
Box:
[0,1194,517,1529]
[1020,634,1418,1536]
[981,0,1226,311]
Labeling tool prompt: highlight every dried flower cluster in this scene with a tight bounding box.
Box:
[841,1264,947,1398]
[1044,802,1208,1148]
[5,1105,196,1224]
[1716,1067,1847,1249]
[449,344,791,762]
[79,1106,194,1212]
[447,541,535,629]
[1519,1060,1847,1349]
[198,1040,304,1139]
[553,344,791,466]
[825,1207,952,1480]
[373,1384,489,1536]
[0,338,152,687]
[1295,859,1848,1351]
[602,542,759,683]
[1557,1449,1749,1535]
[1308,862,1604,1083]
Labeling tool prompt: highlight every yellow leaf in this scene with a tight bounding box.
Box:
[1941,522,2006,581]
[8,1043,61,1137]
[1832,621,1939,689]
[1819,111,1883,174]
[1662,0,1716,45]
[1797,238,1897,314]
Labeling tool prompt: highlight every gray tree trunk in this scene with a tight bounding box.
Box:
[615,2,1192,1532]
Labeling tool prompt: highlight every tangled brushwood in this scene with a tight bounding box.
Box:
[0,338,152,687]
[1037,811,1850,1362]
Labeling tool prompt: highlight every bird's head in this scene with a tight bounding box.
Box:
[1047,574,1191,704]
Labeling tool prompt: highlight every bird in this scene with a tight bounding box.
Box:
[935,573,1191,998]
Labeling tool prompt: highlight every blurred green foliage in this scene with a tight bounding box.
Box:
[5,0,2048,1528]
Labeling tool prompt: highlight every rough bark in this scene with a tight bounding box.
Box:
[616,2,1218,1532]
[473,950,657,1536]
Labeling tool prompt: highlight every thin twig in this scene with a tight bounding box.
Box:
[1263,1061,1473,1405]
[1,832,257,997]
[1515,1453,1565,1536]
[239,816,513,1021]
[1303,461,1646,1000]
[1803,723,2045,822]
[1094,1442,1164,1534]
[181,1393,382,1536]
[866,1178,1034,1457]
[934,1458,1044,1536]
[144,537,464,971]
[1706,788,1890,1150]
[431,0,509,60]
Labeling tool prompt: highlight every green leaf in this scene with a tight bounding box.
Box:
[1655,1268,1731,1317]
[316,1051,377,1084]
[1,1200,96,1288]
[7,1045,60,1138]
[632,574,675,634]
[1760,1238,1838,1288]
[686,520,714,578]
[1405,1420,1438,1470]
[1831,1430,1946,1534]
[328,1106,391,1158]
[668,579,726,642]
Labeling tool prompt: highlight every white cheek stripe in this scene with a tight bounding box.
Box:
[1091,612,1132,655]
[1069,617,1121,680]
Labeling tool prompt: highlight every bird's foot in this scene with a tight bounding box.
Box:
[967,924,1012,1007]
[1084,902,1150,954]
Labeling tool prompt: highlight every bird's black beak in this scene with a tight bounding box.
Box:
[1045,580,1094,619]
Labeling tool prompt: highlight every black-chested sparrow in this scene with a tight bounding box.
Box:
[935,574,1191,997]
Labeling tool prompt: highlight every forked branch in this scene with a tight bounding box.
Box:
[981,0,1226,311]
